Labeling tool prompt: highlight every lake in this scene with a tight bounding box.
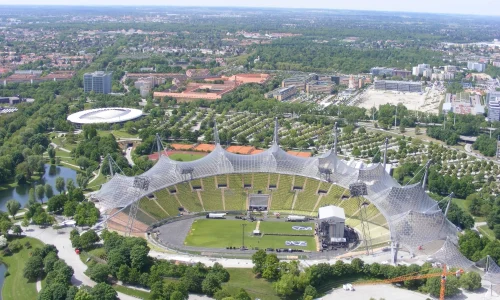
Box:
[0,164,78,211]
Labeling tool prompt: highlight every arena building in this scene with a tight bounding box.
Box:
[93,119,473,270]
[67,107,143,127]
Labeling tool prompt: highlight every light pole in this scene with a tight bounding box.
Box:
[242,224,247,249]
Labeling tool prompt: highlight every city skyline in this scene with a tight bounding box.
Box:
[0,0,499,17]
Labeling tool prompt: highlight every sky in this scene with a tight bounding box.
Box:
[0,0,500,16]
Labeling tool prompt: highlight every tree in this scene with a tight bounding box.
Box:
[274,273,295,296]
[130,244,149,271]
[0,235,7,248]
[252,249,267,275]
[67,179,76,195]
[234,288,251,300]
[44,183,54,199]
[303,285,317,299]
[77,174,90,190]
[21,218,30,230]
[90,283,118,300]
[12,225,22,235]
[415,126,421,135]
[55,177,65,194]
[202,273,222,296]
[117,264,130,283]
[80,230,100,250]
[460,271,482,291]
[6,199,20,218]
[262,254,280,281]
[23,255,44,281]
[86,264,109,283]
[170,291,185,300]
[47,194,68,214]
[64,201,78,217]
[28,188,36,206]
[74,289,95,300]
[74,202,100,226]
[36,184,45,203]
[425,269,460,297]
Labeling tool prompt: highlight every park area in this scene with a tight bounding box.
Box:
[184,219,317,251]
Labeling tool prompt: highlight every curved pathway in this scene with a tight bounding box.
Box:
[24,225,136,300]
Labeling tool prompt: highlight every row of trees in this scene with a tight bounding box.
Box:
[78,229,248,300]
[251,250,481,299]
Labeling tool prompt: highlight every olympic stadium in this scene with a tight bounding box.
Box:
[92,119,478,270]
[67,107,143,127]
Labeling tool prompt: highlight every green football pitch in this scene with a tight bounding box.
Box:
[184,219,317,251]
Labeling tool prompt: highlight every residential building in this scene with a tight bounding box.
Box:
[487,92,500,121]
[370,67,394,77]
[412,64,432,77]
[467,61,486,72]
[444,65,458,72]
[393,69,412,78]
[374,80,422,92]
[83,71,112,94]
[265,86,297,101]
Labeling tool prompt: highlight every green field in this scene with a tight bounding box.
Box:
[1,236,45,300]
[258,221,314,234]
[223,268,281,300]
[185,219,316,251]
[169,153,205,162]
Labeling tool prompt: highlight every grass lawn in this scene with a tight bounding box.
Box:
[478,225,495,240]
[185,219,316,251]
[113,284,150,299]
[223,268,280,300]
[1,236,45,300]
[258,221,314,235]
[169,153,205,162]
[452,198,470,213]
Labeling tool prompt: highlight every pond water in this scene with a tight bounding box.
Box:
[0,263,6,299]
[0,164,78,212]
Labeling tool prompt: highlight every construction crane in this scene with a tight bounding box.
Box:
[353,264,464,300]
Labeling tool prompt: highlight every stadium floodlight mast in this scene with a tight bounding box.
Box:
[349,182,372,255]
[383,137,389,170]
[125,176,150,236]
[241,223,247,250]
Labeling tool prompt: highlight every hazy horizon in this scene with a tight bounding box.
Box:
[0,1,499,17]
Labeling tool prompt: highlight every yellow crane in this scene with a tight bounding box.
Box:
[353,264,464,300]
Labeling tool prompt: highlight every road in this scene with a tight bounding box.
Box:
[50,142,71,153]
[125,147,135,166]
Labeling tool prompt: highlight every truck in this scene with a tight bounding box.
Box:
[206,213,227,219]
[286,215,307,222]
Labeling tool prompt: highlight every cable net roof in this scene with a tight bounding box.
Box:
[94,121,459,255]
[430,237,475,270]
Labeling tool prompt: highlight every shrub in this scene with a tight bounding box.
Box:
[8,240,22,252]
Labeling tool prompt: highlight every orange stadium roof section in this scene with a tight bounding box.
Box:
[286,151,312,157]
[249,149,265,155]
[170,144,194,150]
[193,144,216,152]
[226,145,255,155]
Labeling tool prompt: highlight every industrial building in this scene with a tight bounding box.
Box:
[265,85,297,101]
[83,71,112,94]
[442,93,484,115]
[373,80,422,92]
[306,81,335,94]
